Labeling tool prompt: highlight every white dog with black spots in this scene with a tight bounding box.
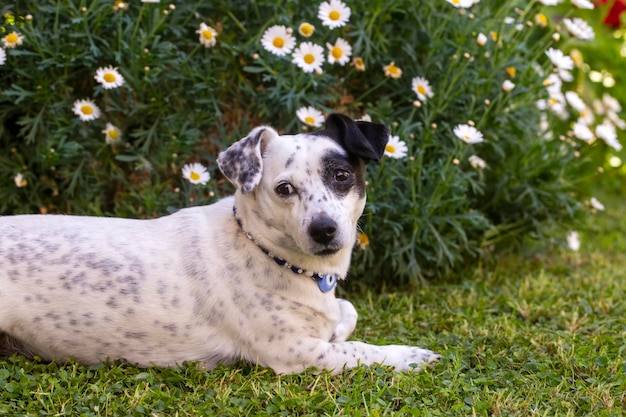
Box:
[0,114,439,374]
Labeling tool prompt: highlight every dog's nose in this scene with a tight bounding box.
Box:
[309,216,337,245]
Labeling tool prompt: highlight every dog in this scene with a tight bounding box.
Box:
[0,114,439,374]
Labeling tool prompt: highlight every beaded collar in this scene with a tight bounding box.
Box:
[232,206,338,293]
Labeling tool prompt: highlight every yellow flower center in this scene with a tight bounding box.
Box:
[190,172,201,181]
[103,73,117,83]
[463,135,471,141]
[417,85,426,95]
[385,144,396,153]
[549,98,559,105]
[273,37,285,48]
[388,65,399,75]
[6,32,18,44]
[202,29,213,40]
[505,67,516,78]
[356,232,369,249]
[452,0,460,4]
[81,105,93,115]
[329,10,340,21]
[300,23,314,37]
[303,53,315,64]
[331,46,343,59]
[536,13,548,26]
[304,116,315,125]
[108,129,119,140]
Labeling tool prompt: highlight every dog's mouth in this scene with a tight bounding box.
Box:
[314,248,341,257]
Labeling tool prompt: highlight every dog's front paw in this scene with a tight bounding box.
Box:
[389,346,440,372]
[405,347,441,371]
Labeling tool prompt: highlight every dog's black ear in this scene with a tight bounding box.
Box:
[314,113,389,163]
[217,126,278,194]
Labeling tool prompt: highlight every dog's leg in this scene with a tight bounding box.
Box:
[264,338,440,374]
[330,299,357,343]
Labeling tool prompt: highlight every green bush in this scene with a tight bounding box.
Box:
[1,0,624,285]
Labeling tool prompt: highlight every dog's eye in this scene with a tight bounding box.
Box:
[334,169,352,182]
[275,182,296,197]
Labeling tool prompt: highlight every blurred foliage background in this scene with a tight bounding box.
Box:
[0,0,624,286]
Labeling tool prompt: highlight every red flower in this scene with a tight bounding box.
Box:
[597,0,626,27]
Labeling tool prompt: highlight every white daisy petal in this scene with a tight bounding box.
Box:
[384,135,408,159]
[182,162,210,185]
[296,106,325,127]
[261,25,296,56]
[318,0,351,29]
[94,66,125,89]
[102,123,123,145]
[292,42,325,73]
[196,23,217,48]
[326,37,352,66]
[563,17,595,41]
[72,99,101,122]
[454,124,484,144]
[411,76,434,101]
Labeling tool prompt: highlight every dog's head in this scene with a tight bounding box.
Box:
[217,114,389,273]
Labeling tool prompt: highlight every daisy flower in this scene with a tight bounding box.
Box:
[572,119,594,141]
[182,162,210,185]
[292,42,325,73]
[565,91,586,112]
[318,0,351,29]
[572,0,594,9]
[539,0,563,4]
[384,135,408,159]
[476,33,488,46]
[0,48,5,66]
[383,62,402,79]
[545,48,574,72]
[14,173,27,188]
[197,23,217,48]
[296,106,325,127]
[454,124,484,144]
[352,57,365,71]
[298,22,315,37]
[535,13,549,27]
[502,80,515,92]
[412,76,434,101]
[326,37,352,66]
[563,18,594,41]
[567,231,580,251]
[596,120,622,151]
[2,31,23,49]
[72,99,101,122]
[102,123,122,145]
[446,0,476,7]
[94,66,125,89]
[589,197,605,211]
[355,232,369,250]
[545,48,574,81]
[468,155,487,170]
[543,73,562,95]
[602,93,622,113]
[261,25,296,57]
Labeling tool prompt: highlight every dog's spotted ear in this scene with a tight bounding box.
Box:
[314,113,389,163]
[217,126,278,194]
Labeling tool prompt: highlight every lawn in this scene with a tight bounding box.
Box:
[1,188,625,416]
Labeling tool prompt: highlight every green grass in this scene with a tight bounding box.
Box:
[1,189,625,416]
